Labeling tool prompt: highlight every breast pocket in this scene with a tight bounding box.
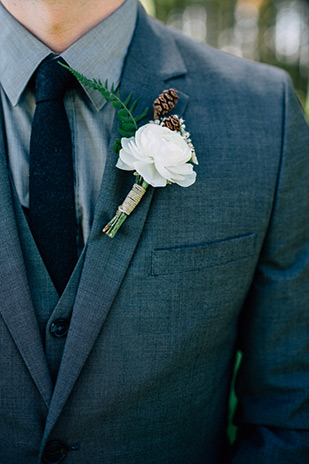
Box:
[151,233,257,276]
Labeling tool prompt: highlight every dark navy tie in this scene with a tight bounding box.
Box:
[29,57,77,295]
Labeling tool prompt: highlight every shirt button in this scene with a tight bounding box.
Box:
[42,440,66,463]
[50,319,69,338]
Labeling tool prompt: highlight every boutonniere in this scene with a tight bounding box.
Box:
[61,64,198,237]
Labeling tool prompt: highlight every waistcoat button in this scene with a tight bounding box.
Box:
[42,440,66,463]
[50,319,69,338]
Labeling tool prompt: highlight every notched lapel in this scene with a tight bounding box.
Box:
[44,5,190,438]
[0,111,53,407]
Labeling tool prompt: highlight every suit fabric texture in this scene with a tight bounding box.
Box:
[0,4,308,463]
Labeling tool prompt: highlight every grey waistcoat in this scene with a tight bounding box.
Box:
[10,181,86,382]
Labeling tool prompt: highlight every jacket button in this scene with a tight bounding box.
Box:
[50,319,69,338]
[42,440,66,463]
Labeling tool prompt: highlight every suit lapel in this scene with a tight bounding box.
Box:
[44,4,189,439]
[0,109,53,407]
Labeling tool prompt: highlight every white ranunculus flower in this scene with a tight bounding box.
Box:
[116,123,197,188]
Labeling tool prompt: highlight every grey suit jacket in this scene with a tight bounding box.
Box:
[0,4,308,463]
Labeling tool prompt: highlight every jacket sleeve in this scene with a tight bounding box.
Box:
[230,75,309,463]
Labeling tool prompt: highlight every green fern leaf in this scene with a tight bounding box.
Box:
[122,121,137,131]
[117,125,134,137]
[113,138,122,154]
[117,108,129,119]
[135,107,149,123]
[112,101,122,108]
[123,93,133,107]
[118,115,133,124]
[58,62,149,147]
[129,99,139,114]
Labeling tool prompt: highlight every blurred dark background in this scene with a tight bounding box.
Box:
[141,0,309,119]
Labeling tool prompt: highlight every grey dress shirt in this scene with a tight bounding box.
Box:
[0,0,137,248]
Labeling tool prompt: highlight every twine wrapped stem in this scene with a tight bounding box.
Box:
[103,175,148,238]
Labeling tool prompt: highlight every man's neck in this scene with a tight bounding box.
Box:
[0,0,126,52]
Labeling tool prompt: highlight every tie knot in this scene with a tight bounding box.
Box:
[34,57,75,103]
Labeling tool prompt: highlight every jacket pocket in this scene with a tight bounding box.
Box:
[151,233,256,276]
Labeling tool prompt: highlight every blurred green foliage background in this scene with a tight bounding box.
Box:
[140,0,309,120]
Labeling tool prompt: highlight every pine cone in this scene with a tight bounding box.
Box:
[153,89,179,119]
[162,115,181,132]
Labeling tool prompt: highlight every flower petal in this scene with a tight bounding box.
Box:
[135,161,167,187]
[169,163,195,176]
[116,153,135,171]
[116,123,197,188]
[118,145,140,169]
[175,170,197,187]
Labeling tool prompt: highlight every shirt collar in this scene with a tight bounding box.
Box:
[0,0,138,110]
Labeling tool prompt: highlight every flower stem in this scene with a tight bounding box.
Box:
[103,211,128,238]
[103,177,149,238]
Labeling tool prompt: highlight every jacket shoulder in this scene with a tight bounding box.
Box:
[145,11,290,102]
